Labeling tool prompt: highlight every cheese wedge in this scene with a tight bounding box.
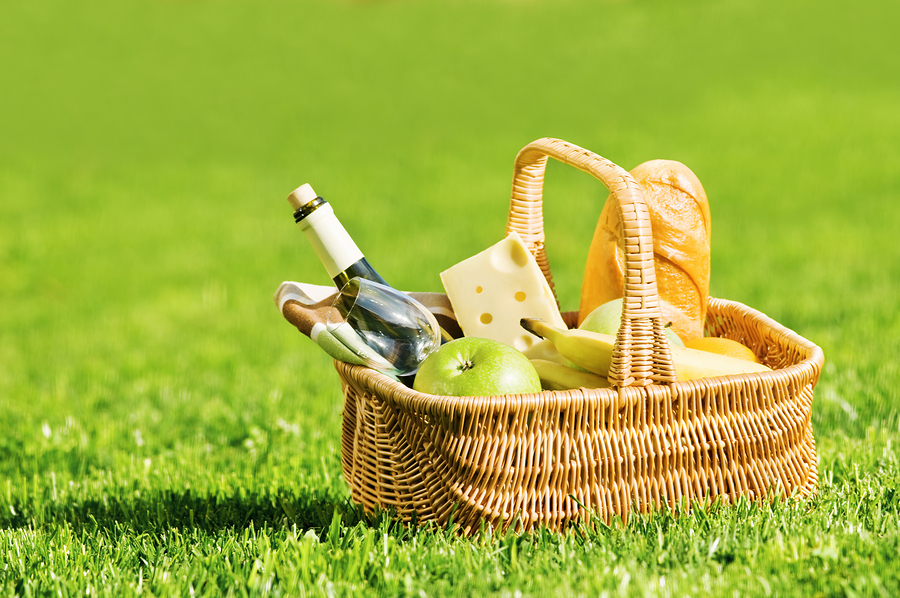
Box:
[440,232,568,352]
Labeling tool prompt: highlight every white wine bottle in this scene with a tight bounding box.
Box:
[286,183,389,289]
[284,184,448,385]
[286,182,453,345]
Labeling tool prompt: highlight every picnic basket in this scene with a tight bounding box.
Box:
[326,137,823,534]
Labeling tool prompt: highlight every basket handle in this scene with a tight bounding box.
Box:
[507,137,677,387]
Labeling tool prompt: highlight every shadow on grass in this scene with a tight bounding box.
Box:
[0,487,378,536]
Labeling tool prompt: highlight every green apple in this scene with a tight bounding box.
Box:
[580,298,684,348]
[413,337,541,397]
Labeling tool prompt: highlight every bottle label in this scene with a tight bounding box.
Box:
[297,204,364,279]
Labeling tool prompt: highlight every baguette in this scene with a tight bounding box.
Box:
[578,160,711,343]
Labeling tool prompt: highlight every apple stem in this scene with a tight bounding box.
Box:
[457,360,475,372]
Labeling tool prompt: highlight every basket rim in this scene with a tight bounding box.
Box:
[335,295,824,419]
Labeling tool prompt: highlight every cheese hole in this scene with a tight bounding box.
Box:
[475,286,483,294]
[490,239,531,272]
[480,313,493,325]
[514,334,534,351]
[514,291,526,302]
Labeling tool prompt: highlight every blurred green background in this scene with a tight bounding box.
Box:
[1,0,899,595]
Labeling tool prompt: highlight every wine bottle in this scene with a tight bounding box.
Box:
[286,183,389,289]
[285,183,450,385]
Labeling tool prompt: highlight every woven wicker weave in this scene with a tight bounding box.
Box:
[333,138,823,534]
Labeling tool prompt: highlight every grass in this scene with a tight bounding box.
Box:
[1,0,899,595]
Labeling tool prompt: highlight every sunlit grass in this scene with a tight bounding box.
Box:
[1,0,899,595]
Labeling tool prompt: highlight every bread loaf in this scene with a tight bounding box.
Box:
[578,160,711,343]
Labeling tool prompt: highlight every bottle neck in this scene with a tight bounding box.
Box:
[333,259,388,289]
[295,201,365,281]
[293,196,327,222]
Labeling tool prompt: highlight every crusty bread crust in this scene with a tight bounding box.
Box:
[578,160,711,343]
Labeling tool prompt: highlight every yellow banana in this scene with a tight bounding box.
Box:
[521,338,577,368]
[520,318,615,376]
[520,318,771,382]
[668,346,771,381]
[529,359,610,391]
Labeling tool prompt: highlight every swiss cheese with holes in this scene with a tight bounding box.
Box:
[440,232,568,352]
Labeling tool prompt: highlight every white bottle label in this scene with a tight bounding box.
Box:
[297,204,364,280]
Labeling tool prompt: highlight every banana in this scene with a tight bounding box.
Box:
[530,359,610,391]
[520,318,771,382]
[521,338,577,367]
[668,346,771,381]
[520,318,615,376]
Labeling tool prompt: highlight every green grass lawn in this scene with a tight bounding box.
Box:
[2,0,899,595]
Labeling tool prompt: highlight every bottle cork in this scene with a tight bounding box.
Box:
[287,183,318,210]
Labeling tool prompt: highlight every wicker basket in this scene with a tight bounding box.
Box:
[332,138,823,534]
